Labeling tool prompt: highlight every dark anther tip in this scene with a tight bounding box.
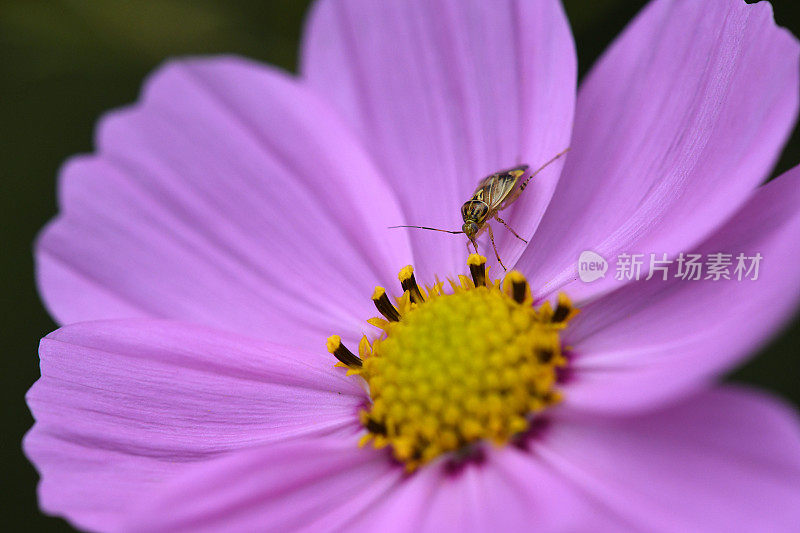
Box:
[372,287,400,322]
[552,305,570,323]
[326,336,362,368]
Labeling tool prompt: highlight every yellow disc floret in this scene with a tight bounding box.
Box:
[326,254,577,471]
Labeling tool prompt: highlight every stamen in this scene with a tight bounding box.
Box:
[371,287,400,322]
[552,293,576,323]
[504,270,529,304]
[365,418,387,435]
[467,253,487,287]
[537,347,555,363]
[398,265,425,303]
[325,335,362,367]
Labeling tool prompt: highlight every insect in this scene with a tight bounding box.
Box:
[390,147,570,270]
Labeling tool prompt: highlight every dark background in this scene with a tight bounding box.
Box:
[2,1,798,530]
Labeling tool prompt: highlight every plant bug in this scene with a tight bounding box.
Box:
[390,147,570,270]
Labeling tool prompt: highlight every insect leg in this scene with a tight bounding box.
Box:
[519,147,570,192]
[486,224,507,271]
[494,214,528,244]
[466,238,476,255]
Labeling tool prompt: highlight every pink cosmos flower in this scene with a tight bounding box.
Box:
[25,0,800,531]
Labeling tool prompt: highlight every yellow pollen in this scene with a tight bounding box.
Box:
[327,254,577,471]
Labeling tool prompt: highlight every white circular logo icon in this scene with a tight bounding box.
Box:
[577,251,607,283]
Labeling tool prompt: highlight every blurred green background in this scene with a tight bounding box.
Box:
[1,1,798,530]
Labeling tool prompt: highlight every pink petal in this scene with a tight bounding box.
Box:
[301,0,576,274]
[109,388,800,531]
[125,436,609,533]
[24,319,363,532]
[563,165,800,413]
[123,437,403,532]
[520,0,799,302]
[366,447,620,532]
[540,386,800,531]
[37,56,411,350]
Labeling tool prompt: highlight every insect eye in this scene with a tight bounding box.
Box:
[462,221,478,236]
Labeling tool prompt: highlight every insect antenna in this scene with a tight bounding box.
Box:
[388,225,464,234]
[519,147,571,191]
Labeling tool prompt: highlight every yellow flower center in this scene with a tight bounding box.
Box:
[326,254,577,471]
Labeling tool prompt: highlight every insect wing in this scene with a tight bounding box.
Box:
[473,165,528,210]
